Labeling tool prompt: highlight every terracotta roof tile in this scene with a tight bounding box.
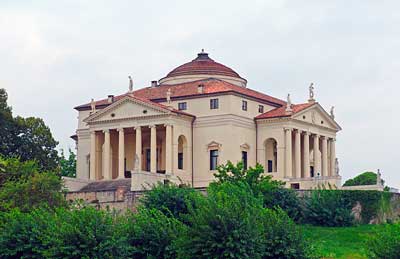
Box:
[255,102,315,119]
[75,79,285,111]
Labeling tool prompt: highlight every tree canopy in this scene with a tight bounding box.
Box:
[343,171,383,186]
[0,88,59,171]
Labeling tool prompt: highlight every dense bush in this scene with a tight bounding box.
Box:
[213,161,303,221]
[0,171,66,212]
[303,189,354,227]
[176,181,313,259]
[118,208,186,259]
[141,183,200,221]
[0,156,39,187]
[0,207,124,259]
[367,223,400,259]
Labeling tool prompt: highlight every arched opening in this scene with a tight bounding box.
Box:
[178,135,188,170]
[264,138,277,173]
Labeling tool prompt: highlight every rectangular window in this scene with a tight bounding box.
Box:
[242,100,247,111]
[178,102,187,110]
[258,105,264,113]
[242,151,248,170]
[267,160,273,173]
[290,183,300,190]
[210,98,219,109]
[178,153,183,170]
[210,149,219,170]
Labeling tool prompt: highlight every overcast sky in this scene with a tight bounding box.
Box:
[1,1,399,188]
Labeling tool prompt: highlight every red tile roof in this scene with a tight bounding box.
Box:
[75,78,285,111]
[163,52,243,79]
[255,102,315,119]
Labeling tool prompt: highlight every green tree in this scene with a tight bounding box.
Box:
[0,171,66,212]
[0,156,39,187]
[14,116,59,171]
[0,89,18,156]
[0,88,59,171]
[60,149,76,177]
[343,171,383,186]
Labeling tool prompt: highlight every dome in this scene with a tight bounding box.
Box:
[159,50,247,87]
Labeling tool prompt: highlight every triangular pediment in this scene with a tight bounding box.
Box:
[293,103,341,131]
[84,96,170,123]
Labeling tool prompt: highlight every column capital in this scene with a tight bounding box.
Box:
[134,126,141,131]
[303,131,311,136]
[103,129,110,133]
[164,123,173,128]
[117,128,124,132]
[149,124,157,129]
[321,135,327,140]
[284,127,292,132]
[330,137,336,142]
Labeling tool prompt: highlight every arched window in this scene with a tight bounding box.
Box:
[178,135,187,170]
[264,138,277,173]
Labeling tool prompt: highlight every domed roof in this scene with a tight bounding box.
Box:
[165,51,242,79]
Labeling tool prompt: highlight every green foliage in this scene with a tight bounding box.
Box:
[343,171,383,186]
[342,190,393,224]
[0,88,59,171]
[14,116,59,171]
[60,149,77,177]
[176,181,312,259]
[118,208,186,259]
[213,161,303,221]
[0,156,39,187]
[0,171,66,212]
[176,182,265,259]
[367,222,400,259]
[141,183,200,221]
[303,189,354,227]
[0,207,125,259]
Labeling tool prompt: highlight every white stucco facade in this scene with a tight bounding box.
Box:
[72,51,341,191]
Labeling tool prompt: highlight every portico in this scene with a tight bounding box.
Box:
[84,95,194,190]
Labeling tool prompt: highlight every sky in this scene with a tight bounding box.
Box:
[1,1,399,188]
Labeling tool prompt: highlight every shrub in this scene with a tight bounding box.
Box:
[303,189,354,227]
[367,223,400,259]
[141,183,200,221]
[0,156,39,187]
[261,208,315,259]
[0,171,66,212]
[0,209,52,259]
[176,182,313,259]
[118,208,186,259]
[0,207,125,259]
[213,161,303,221]
[47,207,123,258]
[261,185,303,222]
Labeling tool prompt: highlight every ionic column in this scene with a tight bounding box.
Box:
[330,138,336,176]
[90,131,96,180]
[165,124,173,174]
[322,136,328,177]
[150,125,157,173]
[135,126,142,171]
[284,128,292,178]
[313,134,321,177]
[103,129,111,180]
[294,129,301,178]
[117,128,125,179]
[303,132,310,177]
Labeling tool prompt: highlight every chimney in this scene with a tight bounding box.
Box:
[197,84,204,94]
[107,95,114,103]
[151,80,158,87]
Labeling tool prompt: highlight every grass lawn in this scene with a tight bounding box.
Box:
[301,224,384,259]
